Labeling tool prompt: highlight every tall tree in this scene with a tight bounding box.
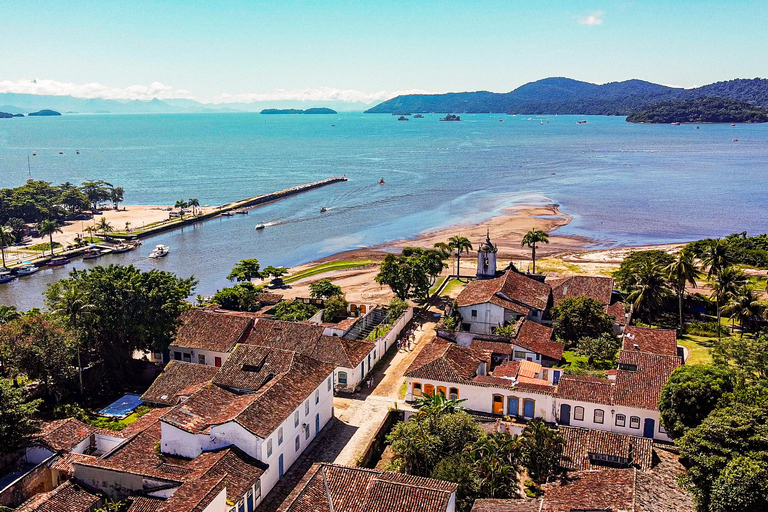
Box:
[0,225,12,268]
[550,297,614,345]
[227,259,262,282]
[665,249,700,331]
[521,418,563,484]
[97,217,113,236]
[109,187,124,210]
[0,378,41,457]
[710,266,748,340]
[471,433,521,498]
[188,198,200,216]
[37,219,62,256]
[448,236,473,279]
[702,238,733,278]
[81,180,113,211]
[722,286,765,338]
[626,259,669,326]
[521,227,549,274]
[309,279,343,299]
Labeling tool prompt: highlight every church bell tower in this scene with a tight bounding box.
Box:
[476,230,498,279]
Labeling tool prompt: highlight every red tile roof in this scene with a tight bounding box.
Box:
[172,309,253,352]
[405,339,484,383]
[157,475,226,512]
[457,271,551,312]
[514,320,563,361]
[120,407,171,437]
[622,326,678,356]
[34,418,99,452]
[492,360,520,378]
[555,375,614,405]
[126,496,165,512]
[472,499,540,512]
[559,426,653,471]
[276,463,457,512]
[551,275,613,306]
[606,301,627,325]
[614,350,681,411]
[246,319,325,352]
[539,469,637,511]
[140,361,219,406]
[49,452,98,476]
[15,481,101,512]
[470,339,514,355]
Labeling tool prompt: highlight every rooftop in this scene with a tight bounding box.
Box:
[559,426,654,471]
[34,418,112,453]
[171,309,253,352]
[15,481,101,512]
[456,270,551,312]
[140,361,219,406]
[550,275,613,306]
[276,463,457,512]
[622,326,678,356]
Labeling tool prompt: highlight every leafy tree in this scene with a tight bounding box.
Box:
[722,286,765,338]
[550,297,614,345]
[274,301,318,322]
[227,259,262,282]
[709,455,768,512]
[471,433,521,498]
[261,265,288,280]
[614,250,675,291]
[666,250,700,331]
[58,187,91,214]
[0,313,77,402]
[37,219,62,256]
[678,402,768,511]
[375,247,447,302]
[658,365,733,439]
[211,282,263,312]
[309,279,343,299]
[448,236,473,278]
[0,225,12,268]
[109,187,124,210]
[576,333,620,367]
[0,305,20,325]
[323,295,348,322]
[712,334,768,384]
[414,391,467,417]
[520,419,563,484]
[0,378,41,457]
[81,180,113,211]
[387,297,409,320]
[431,453,478,512]
[521,227,549,274]
[97,217,113,235]
[45,265,196,391]
[710,267,748,340]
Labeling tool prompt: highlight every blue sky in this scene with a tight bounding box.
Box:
[1,0,766,103]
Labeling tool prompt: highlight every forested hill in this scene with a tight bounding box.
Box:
[365,77,768,115]
[626,97,768,124]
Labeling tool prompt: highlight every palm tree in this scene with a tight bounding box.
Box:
[665,250,699,331]
[124,221,131,233]
[97,217,113,236]
[174,200,189,219]
[37,219,62,256]
[626,259,669,326]
[710,266,748,340]
[702,239,732,278]
[0,225,13,269]
[448,235,472,279]
[722,286,763,338]
[46,280,94,395]
[188,198,200,216]
[84,225,97,243]
[414,391,467,416]
[471,433,521,498]
[521,227,549,274]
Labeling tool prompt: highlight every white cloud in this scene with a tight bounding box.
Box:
[578,11,605,26]
[210,87,437,105]
[0,78,195,101]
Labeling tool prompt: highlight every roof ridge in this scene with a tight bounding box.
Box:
[322,465,336,512]
[370,475,454,493]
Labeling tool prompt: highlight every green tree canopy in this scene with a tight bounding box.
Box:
[550,297,614,345]
[575,333,620,367]
[614,250,675,291]
[37,219,63,256]
[521,227,549,274]
[520,419,563,484]
[323,295,348,322]
[274,301,318,322]
[709,455,768,512]
[227,259,262,282]
[0,378,41,457]
[375,247,448,302]
[309,279,343,299]
[659,365,734,439]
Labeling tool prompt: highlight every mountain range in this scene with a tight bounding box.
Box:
[364,77,768,115]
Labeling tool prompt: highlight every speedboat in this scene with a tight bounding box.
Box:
[220,211,234,217]
[47,257,70,267]
[577,120,587,124]
[111,243,134,254]
[149,244,169,258]
[320,207,328,213]
[235,209,248,215]
[16,265,39,276]
[671,122,681,126]
[731,123,736,127]
[255,224,266,230]
[83,248,103,259]
[0,271,15,283]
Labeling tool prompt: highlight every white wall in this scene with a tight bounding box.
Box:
[458,303,507,334]
[554,399,671,442]
[168,345,230,367]
[200,487,227,512]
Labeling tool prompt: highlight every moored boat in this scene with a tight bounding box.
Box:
[83,248,104,259]
[16,265,39,276]
[220,211,234,217]
[47,257,70,267]
[235,208,249,214]
[111,243,134,254]
[0,271,15,283]
[149,244,169,258]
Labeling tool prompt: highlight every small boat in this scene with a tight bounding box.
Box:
[111,243,134,254]
[577,120,587,124]
[58,151,63,155]
[397,116,409,121]
[0,271,15,284]
[220,211,234,217]
[379,178,385,185]
[439,114,461,121]
[320,207,328,213]
[148,244,169,258]
[541,120,544,125]
[671,122,681,126]
[32,151,37,156]
[16,265,39,276]
[731,123,736,127]
[82,248,104,259]
[733,138,739,143]
[235,208,248,215]
[696,126,700,129]
[414,114,424,119]
[47,257,70,267]
[255,224,266,230]
[499,119,504,122]
[76,150,80,154]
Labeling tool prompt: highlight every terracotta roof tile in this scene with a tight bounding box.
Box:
[15,481,101,512]
[492,360,520,378]
[539,469,636,511]
[277,463,456,512]
[614,350,681,411]
[551,275,613,306]
[246,319,325,352]
[172,309,253,352]
[120,407,171,437]
[622,326,678,356]
[256,292,284,304]
[157,475,226,512]
[556,375,614,404]
[126,496,165,512]
[49,452,98,476]
[405,339,484,383]
[472,499,539,512]
[457,271,551,312]
[140,361,219,406]
[470,339,515,355]
[514,320,563,361]
[34,418,98,452]
[606,301,627,325]
[559,426,653,471]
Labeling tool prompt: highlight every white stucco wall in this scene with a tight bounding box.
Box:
[457,303,507,334]
[554,399,671,442]
[168,345,230,367]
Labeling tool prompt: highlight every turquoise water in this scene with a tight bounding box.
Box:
[1,112,766,309]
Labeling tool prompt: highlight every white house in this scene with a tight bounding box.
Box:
[165,309,254,367]
[276,463,458,512]
[455,269,552,334]
[73,344,336,511]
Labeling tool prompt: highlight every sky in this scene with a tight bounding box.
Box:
[1,0,766,104]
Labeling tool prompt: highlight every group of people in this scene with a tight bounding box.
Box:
[397,323,421,352]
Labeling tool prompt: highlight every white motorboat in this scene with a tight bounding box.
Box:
[149,244,170,258]
[16,265,39,276]
[255,224,266,230]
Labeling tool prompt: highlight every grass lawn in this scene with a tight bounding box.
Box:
[678,335,715,365]
[440,279,464,296]
[84,405,151,431]
[429,276,447,296]
[283,259,373,284]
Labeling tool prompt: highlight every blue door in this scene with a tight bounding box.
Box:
[278,454,284,478]
[507,397,519,416]
[523,399,535,418]
[315,413,320,434]
[552,370,562,384]
[643,418,655,439]
[559,404,571,426]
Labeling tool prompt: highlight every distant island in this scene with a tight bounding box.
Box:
[365,77,768,115]
[626,97,768,124]
[28,109,62,116]
[0,112,12,119]
[261,108,337,114]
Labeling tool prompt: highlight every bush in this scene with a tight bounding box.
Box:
[388,297,409,320]
[323,295,348,322]
[274,301,318,322]
[685,320,728,337]
[551,297,614,345]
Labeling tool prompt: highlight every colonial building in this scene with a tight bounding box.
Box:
[476,230,499,280]
[276,463,458,512]
[165,309,254,367]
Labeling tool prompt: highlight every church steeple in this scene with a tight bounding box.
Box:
[476,230,498,279]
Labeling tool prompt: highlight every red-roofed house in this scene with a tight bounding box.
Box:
[166,309,254,368]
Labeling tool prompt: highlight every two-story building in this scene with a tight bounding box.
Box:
[165,309,254,367]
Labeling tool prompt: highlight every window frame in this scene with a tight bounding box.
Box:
[412,382,422,397]
[594,409,605,424]
[327,376,332,391]
[615,414,626,427]
[338,372,347,385]
[198,354,206,365]
[294,411,299,427]
[436,386,447,397]
[449,387,459,400]
[573,406,584,421]
[295,435,300,452]
[278,427,283,446]
[315,389,320,404]
[305,399,310,416]
[423,384,435,396]
[523,398,535,419]
[629,416,641,429]
[266,438,273,457]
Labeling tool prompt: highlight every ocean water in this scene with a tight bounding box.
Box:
[0,112,766,309]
